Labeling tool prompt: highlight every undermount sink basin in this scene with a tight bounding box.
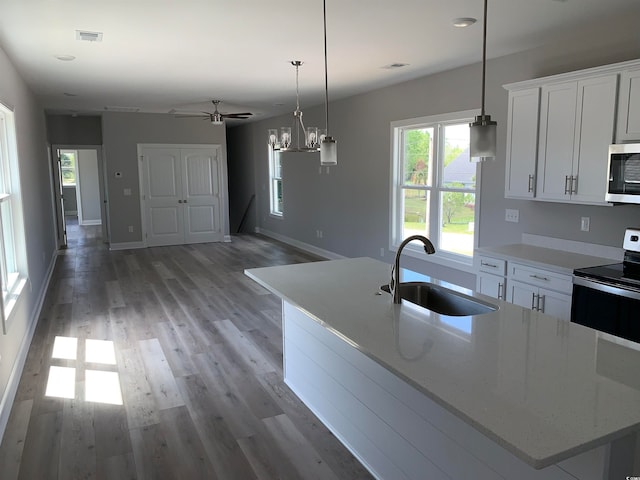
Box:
[381,282,497,316]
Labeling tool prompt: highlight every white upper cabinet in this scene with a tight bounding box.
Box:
[537,75,616,204]
[536,81,579,202]
[504,59,637,205]
[505,88,540,199]
[617,66,640,142]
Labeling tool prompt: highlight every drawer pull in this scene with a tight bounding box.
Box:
[497,282,503,300]
[564,175,571,195]
[529,274,549,281]
[528,174,534,193]
[531,292,537,310]
[481,261,498,268]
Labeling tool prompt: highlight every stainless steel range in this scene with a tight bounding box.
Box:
[572,228,640,343]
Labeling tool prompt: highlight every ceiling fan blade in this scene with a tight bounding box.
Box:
[222,113,253,118]
[174,114,209,118]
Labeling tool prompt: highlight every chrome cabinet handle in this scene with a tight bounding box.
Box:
[530,274,549,281]
[531,292,537,310]
[538,294,545,312]
[481,261,498,268]
[564,175,571,195]
[571,175,577,194]
[497,282,503,300]
[184,199,188,203]
[178,200,183,203]
[528,174,534,193]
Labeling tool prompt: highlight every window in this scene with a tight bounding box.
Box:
[391,110,479,268]
[269,148,283,216]
[0,103,27,332]
[60,150,77,186]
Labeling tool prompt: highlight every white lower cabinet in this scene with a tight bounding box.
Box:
[477,271,506,300]
[509,280,572,321]
[476,255,573,321]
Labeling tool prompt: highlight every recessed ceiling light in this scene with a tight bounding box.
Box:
[76,30,103,42]
[55,54,76,61]
[452,17,477,27]
[382,63,409,70]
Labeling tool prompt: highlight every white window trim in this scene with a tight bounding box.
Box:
[268,147,283,218]
[389,109,481,273]
[0,103,28,333]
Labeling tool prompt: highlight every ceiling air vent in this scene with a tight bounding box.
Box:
[76,30,103,42]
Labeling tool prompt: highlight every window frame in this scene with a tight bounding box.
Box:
[268,147,283,217]
[390,109,481,272]
[0,102,28,333]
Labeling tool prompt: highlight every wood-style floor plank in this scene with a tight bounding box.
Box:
[0,218,374,480]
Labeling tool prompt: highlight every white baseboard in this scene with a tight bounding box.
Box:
[255,228,346,260]
[0,250,57,442]
[109,241,146,251]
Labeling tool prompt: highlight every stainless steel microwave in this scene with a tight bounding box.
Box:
[606,143,640,204]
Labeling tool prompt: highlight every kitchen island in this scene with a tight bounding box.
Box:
[245,257,640,480]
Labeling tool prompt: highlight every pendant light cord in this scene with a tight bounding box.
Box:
[323,0,330,134]
[481,0,488,117]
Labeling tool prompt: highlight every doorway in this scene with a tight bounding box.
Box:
[51,145,109,248]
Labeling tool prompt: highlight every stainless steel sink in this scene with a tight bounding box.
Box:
[381,282,497,316]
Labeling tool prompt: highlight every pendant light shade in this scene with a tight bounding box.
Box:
[469,0,497,162]
[320,136,337,165]
[470,114,497,161]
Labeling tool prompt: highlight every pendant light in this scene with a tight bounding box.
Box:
[267,0,337,165]
[469,0,497,162]
[320,0,337,165]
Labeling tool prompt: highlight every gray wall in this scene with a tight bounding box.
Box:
[227,11,640,289]
[46,114,102,145]
[101,113,228,244]
[0,46,57,427]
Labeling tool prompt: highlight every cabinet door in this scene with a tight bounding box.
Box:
[571,75,617,204]
[538,287,572,321]
[509,280,538,310]
[536,82,578,201]
[617,67,640,142]
[477,271,506,300]
[505,88,539,199]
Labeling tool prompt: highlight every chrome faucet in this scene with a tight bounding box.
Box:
[389,235,436,304]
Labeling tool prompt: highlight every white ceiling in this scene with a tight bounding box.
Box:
[0,0,638,121]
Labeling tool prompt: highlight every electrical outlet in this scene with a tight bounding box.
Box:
[128,226,134,233]
[581,217,590,232]
[380,247,385,257]
[505,209,519,223]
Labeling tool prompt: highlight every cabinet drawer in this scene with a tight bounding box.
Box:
[508,262,572,294]
[477,255,506,275]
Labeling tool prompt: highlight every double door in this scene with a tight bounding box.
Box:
[140,145,226,247]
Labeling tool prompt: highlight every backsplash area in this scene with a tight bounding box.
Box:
[522,233,623,261]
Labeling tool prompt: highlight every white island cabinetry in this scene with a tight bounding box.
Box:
[246,257,639,480]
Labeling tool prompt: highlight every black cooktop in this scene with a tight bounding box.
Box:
[574,262,640,289]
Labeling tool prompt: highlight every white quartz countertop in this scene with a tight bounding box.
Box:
[245,257,640,469]
[476,243,618,274]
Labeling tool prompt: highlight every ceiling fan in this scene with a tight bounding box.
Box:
[176,100,252,125]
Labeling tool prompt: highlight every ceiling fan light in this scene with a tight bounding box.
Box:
[320,136,337,165]
[470,115,497,161]
[211,112,224,125]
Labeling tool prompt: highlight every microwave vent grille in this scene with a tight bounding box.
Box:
[623,154,640,184]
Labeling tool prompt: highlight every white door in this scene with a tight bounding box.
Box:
[141,145,223,247]
[142,147,184,247]
[182,148,224,243]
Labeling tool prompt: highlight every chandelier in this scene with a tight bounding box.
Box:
[268,0,337,165]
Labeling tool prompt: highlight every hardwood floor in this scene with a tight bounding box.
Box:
[0,218,374,480]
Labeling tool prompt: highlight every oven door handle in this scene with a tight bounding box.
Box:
[573,276,640,301]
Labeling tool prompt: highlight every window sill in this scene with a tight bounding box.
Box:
[391,245,476,274]
[269,212,283,220]
[3,275,27,333]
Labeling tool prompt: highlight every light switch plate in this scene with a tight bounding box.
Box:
[581,217,590,232]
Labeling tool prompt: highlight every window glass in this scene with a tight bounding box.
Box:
[60,150,76,186]
[392,111,478,265]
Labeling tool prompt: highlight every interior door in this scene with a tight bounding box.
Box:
[182,147,223,243]
[141,147,184,247]
[54,148,67,248]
